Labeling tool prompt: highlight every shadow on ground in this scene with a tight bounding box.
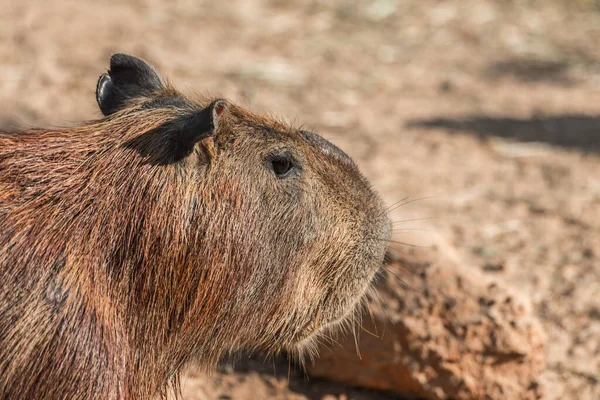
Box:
[406,114,600,153]
[219,354,406,400]
[484,58,574,85]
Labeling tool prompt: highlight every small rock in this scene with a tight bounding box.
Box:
[438,79,453,93]
[482,263,505,272]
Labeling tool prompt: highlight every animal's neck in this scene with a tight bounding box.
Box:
[0,222,196,399]
[0,126,220,398]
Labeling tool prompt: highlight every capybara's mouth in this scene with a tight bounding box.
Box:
[293,319,322,344]
[293,263,381,347]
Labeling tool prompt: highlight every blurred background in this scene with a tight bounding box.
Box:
[1,1,599,399]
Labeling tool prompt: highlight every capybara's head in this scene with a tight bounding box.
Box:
[95,54,391,357]
[0,53,390,397]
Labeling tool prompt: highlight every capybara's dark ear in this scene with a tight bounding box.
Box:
[171,99,228,160]
[96,53,163,116]
[123,99,228,164]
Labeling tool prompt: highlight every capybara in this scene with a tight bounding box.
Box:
[0,54,390,399]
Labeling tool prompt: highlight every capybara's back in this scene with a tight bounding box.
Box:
[0,54,390,399]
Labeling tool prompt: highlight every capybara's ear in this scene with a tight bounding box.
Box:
[96,53,163,116]
[171,99,228,160]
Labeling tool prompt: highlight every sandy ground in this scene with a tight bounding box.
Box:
[1,0,599,399]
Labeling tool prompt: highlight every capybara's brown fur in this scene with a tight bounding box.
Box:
[0,54,390,399]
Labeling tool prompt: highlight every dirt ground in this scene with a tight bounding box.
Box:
[1,0,599,399]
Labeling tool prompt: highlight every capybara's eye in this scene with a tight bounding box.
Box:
[269,155,295,178]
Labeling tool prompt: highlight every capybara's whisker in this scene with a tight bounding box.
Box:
[369,237,430,248]
[378,196,411,216]
[390,228,433,233]
[391,217,435,225]
[382,266,422,294]
[380,196,436,217]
